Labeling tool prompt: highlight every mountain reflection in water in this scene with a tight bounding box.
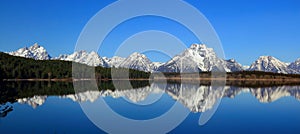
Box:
[1,81,300,115]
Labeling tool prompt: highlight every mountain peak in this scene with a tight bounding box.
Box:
[33,42,40,47]
[129,52,146,58]
[29,43,45,51]
[249,56,291,74]
[288,58,300,74]
[119,52,153,72]
[258,56,276,60]
[8,43,51,60]
[190,44,207,50]
[158,43,234,72]
[90,51,98,55]
[76,50,87,54]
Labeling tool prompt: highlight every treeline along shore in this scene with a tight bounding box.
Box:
[151,71,300,87]
[1,52,300,85]
[152,71,300,81]
[0,52,150,81]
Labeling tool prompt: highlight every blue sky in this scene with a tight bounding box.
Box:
[0,0,299,65]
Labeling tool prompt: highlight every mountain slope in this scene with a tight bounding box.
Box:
[248,56,291,74]
[8,43,51,60]
[225,59,244,72]
[118,52,154,72]
[288,59,300,74]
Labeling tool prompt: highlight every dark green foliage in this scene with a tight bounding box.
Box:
[227,71,300,79]
[0,68,4,80]
[152,71,300,88]
[0,52,72,79]
[0,52,150,80]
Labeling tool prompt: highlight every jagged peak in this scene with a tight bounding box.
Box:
[32,42,40,47]
[72,50,102,58]
[90,51,99,55]
[128,52,147,58]
[130,52,142,56]
[75,50,88,54]
[255,56,289,65]
[249,55,291,74]
[190,43,207,49]
[28,43,44,50]
[252,56,286,65]
[189,43,215,52]
[257,56,279,61]
[188,43,215,56]
[8,42,51,60]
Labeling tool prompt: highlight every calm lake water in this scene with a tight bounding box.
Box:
[1,81,300,134]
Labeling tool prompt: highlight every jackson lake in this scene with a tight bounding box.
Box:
[1,81,300,134]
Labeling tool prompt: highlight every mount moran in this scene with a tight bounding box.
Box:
[7,43,300,74]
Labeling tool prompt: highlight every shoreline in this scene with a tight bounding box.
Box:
[3,77,300,82]
[154,77,300,81]
[2,78,150,82]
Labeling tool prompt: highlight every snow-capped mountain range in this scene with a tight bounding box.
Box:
[54,51,107,67]
[6,43,300,74]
